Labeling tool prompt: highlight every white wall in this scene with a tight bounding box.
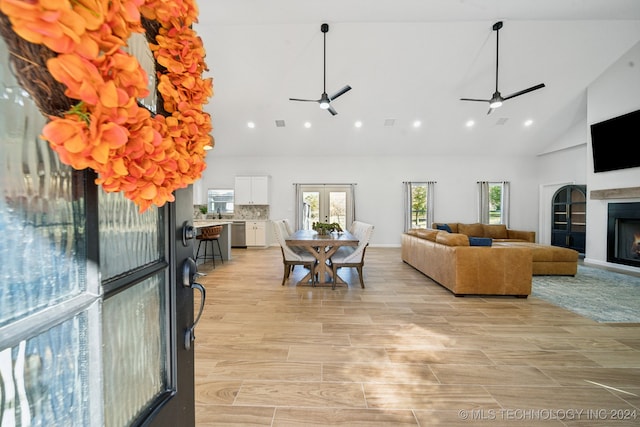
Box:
[535,144,587,245]
[192,43,639,253]
[584,41,640,272]
[195,154,539,246]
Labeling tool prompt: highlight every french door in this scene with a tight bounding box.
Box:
[1,40,198,426]
[298,185,354,231]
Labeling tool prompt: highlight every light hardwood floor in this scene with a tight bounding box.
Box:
[194,247,640,426]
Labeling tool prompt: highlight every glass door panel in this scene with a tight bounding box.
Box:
[102,273,167,427]
[299,186,353,231]
[328,191,347,230]
[0,98,87,327]
[0,309,99,426]
[99,190,164,280]
[302,191,320,229]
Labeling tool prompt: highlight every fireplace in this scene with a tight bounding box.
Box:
[607,202,640,268]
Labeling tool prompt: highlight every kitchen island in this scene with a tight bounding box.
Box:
[193,220,233,262]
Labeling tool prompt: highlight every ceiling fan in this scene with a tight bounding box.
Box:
[461,21,545,114]
[289,23,351,116]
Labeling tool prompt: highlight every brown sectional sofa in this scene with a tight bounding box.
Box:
[432,222,579,276]
[401,229,533,297]
[401,223,580,297]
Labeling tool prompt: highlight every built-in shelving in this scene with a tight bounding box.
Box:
[552,185,586,253]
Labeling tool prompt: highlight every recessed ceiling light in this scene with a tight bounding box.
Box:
[524,119,534,127]
[354,121,363,128]
[247,121,255,128]
[304,122,312,128]
[413,120,422,128]
[466,120,475,128]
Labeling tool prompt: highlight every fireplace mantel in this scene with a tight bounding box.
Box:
[590,186,640,200]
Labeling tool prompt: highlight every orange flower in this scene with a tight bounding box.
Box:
[42,114,95,170]
[7,0,212,211]
[47,54,104,104]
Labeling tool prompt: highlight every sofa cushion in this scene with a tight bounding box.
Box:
[416,229,439,241]
[469,237,493,246]
[436,223,453,233]
[494,242,579,262]
[433,223,459,233]
[458,223,485,237]
[436,232,470,246]
[483,224,508,239]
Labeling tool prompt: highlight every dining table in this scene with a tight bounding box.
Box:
[285,229,359,285]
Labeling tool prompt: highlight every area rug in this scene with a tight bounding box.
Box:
[532,265,640,323]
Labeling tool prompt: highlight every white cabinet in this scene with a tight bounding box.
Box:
[245,221,268,247]
[235,176,269,205]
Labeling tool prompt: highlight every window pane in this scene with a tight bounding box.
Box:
[411,184,428,228]
[102,274,167,427]
[489,183,503,224]
[0,313,90,426]
[207,189,234,214]
[99,191,164,280]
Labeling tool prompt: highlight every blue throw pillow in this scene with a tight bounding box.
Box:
[436,224,452,233]
[469,237,493,246]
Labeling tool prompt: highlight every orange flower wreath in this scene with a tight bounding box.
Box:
[0,0,212,212]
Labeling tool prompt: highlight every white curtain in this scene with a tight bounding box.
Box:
[477,181,490,224]
[294,183,302,230]
[348,183,356,225]
[403,181,435,232]
[501,181,510,228]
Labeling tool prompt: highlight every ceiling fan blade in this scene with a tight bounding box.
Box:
[487,107,494,115]
[327,105,338,115]
[329,85,351,101]
[460,97,491,103]
[289,97,319,103]
[502,83,545,101]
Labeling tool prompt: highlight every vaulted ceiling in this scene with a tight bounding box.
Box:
[194,1,640,157]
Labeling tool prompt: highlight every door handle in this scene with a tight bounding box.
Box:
[181,257,206,350]
[182,221,195,247]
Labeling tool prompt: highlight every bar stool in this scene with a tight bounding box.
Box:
[196,225,224,267]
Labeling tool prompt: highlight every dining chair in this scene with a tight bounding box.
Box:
[282,218,295,236]
[195,225,224,268]
[272,220,316,286]
[330,222,374,290]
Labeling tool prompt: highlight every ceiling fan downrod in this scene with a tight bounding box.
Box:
[320,23,330,109]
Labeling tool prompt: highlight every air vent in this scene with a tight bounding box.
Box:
[496,117,509,126]
[384,119,396,127]
[275,120,286,127]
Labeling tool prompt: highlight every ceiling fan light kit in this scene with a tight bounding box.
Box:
[289,23,352,116]
[461,21,545,115]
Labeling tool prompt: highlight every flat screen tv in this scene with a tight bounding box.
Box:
[590,109,640,173]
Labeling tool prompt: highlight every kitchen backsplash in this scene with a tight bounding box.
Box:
[234,205,270,219]
[193,204,269,220]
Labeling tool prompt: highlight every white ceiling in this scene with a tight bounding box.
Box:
[194,1,640,157]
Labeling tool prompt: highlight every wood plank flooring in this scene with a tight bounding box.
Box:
[194,247,640,426]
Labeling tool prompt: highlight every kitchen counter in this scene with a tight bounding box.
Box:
[193,220,234,227]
